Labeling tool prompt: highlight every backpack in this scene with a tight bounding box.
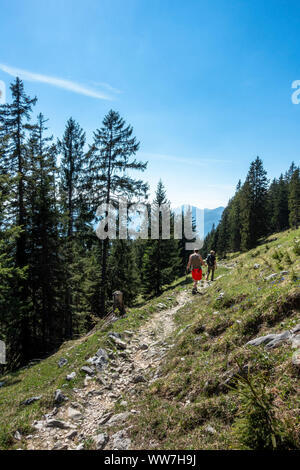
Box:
[206,254,215,266]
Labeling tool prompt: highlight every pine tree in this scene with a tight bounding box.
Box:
[217,206,230,256]
[142,181,181,296]
[58,118,86,338]
[285,162,297,182]
[58,118,86,238]
[26,113,62,355]
[289,168,300,228]
[108,239,140,306]
[87,110,148,314]
[269,175,289,231]
[0,78,37,362]
[228,180,242,252]
[240,157,269,250]
[0,139,26,367]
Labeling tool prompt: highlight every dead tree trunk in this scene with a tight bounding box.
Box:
[112,291,125,316]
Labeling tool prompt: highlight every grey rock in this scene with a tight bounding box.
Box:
[33,420,44,430]
[52,442,69,450]
[81,366,95,376]
[67,407,82,420]
[139,343,149,350]
[54,389,67,404]
[14,431,22,441]
[265,273,278,281]
[106,412,130,427]
[75,444,85,450]
[108,331,121,339]
[247,331,291,349]
[96,375,106,386]
[292,324,300,334]
[94,433,109,450]
[246,334,278,347]
[291,335,300,349]
[111,430,131,450]
[21,395,42,406]
[99,411,114,425]
[123,330,134,337]
[156,303,166,309]
[217,292,225,300]
[66,372,76,381]
[253,264,260,269]
[109,336,127,350]
[265,331,291,349]
[58,357,68,368]
[87,348,109,371]
[66,430,77,440]
[204,425,216,434]
[132,375,147,384]
[46,419,71,429]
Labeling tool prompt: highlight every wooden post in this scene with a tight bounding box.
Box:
[112,291,125,316]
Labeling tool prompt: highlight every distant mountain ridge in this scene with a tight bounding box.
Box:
[174,206,224,237]
[202,206,224,236]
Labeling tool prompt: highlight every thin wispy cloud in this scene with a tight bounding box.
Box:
[142,153,232,167]
[92,81,122,94]
[0,64,114,100]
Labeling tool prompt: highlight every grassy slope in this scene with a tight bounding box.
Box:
[0,284,182,449]
[117,228,300,450]
[0,228,299,450]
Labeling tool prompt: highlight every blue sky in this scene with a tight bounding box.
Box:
[1,0,300,208]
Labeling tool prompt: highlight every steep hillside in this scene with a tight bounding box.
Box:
[0,228,299,450]
[125,228,300,450]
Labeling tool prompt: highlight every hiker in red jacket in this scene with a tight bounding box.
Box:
[187,249,206,294]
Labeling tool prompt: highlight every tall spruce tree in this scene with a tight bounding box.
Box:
[0,78,37,362]
[107,239,140,306]
[289,168,300,228]
[228,180,242,252]
[217,205,230,256]
[58,118,86,238]
[86,110,148,314]
[58,118,86,338]
[269,175,289,232]
[142,181,181,296]
[26,114,62,355]
[240,157,269,250]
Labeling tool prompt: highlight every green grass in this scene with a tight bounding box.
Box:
[0,279,184,450]
[112,228,300,450]
[1,228,299,450]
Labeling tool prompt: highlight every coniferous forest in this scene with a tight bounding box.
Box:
[0,78,184,368]
[0,78,300,370]
[201,158,300,258]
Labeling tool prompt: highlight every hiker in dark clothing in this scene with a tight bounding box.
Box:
[187,249,206,294]
[206,250,217,281]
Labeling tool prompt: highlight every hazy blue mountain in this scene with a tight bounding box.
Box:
[203,207,224,236]
[174,206,224,237]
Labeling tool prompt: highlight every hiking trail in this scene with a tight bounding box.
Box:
[25,283,210,450]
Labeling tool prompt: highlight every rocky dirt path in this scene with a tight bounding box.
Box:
[25,287,197,450]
